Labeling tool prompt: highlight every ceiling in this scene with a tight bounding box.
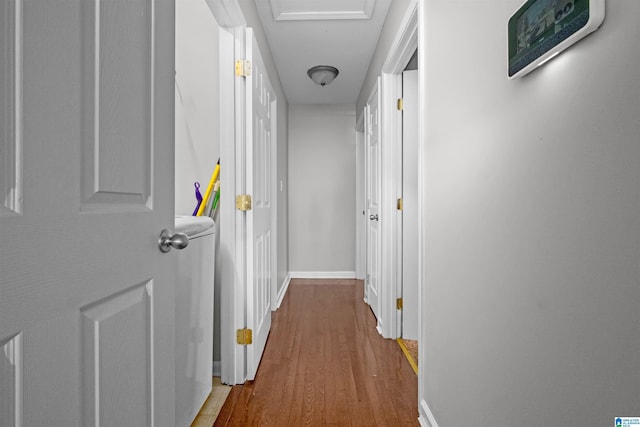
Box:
[254,0,392,105]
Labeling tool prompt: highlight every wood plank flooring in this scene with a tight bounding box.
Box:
[214,279,419,426]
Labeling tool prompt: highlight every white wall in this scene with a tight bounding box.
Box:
[288,104,356,275]
[420,1,640,425]
[174,0,223,364]
[175,0,220,215]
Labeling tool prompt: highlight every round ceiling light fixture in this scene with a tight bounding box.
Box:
[307,65,339,87]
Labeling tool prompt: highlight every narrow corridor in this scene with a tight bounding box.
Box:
[214,279,419,426]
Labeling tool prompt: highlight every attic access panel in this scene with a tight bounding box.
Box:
[269,0,375,20]
[508,0,605,78]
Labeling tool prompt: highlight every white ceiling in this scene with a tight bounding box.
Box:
[254,0,391,105]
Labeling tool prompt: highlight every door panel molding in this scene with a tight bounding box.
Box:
[81,0,153,212]
[0,332,23,426]
[81,281,153,426]
[1,0,22,216]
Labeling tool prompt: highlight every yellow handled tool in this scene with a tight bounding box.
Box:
[196,159,220,216]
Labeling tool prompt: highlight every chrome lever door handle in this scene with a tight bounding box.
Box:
[369,214,379,221]
[158,229,189,253]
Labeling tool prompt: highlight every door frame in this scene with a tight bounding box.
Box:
[378,0,419,340]
[399,69,419,341]
[208,1,247,385]
[416,1,436,425]
[210,0,279,385]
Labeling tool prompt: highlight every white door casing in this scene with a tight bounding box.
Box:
[378,0,418,340]
[401,70,419,340]
[355,113,366,282]
[0,1,175,426]
[218,24,244,385]
[244,28,274,381]
[366,78,382,326]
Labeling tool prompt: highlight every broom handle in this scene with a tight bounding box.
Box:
[196,159,220,216]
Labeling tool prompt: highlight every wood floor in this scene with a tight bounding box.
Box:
[214,279,419,426]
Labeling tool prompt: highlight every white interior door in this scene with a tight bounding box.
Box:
[402,70,419,340]
[0,1,175,426]
[244,29,274,380]
[366,80,382,322]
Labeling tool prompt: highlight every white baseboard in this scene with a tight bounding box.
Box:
[289,271,356,279]
[213,360,221,378]
[419,399,439,427]
[275,273,291,309]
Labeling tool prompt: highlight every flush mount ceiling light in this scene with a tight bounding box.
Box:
[307,65,339,86]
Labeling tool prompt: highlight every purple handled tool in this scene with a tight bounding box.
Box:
[192,182,203,216]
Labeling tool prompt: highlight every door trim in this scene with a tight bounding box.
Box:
[378,0,418,340]
[417,0,430,422]
[217,24,237,385]
[211,0,246,385]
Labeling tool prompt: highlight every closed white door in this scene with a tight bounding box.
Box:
[402,70,419,340]
[0,1,175,426]
[366,80,382,322]
[244,29,274,380]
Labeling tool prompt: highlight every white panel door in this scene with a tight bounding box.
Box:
[366,80,382,322]
[244,29,274,380]
[0,1,175,426]
[402,70,419,340]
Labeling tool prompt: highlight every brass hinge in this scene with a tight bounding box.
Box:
[396,298,403,310]
[236,328,253,345]
[397,198,403,211]
[397,98,404,111]
[235,60,252,77]
[235,194,252,211]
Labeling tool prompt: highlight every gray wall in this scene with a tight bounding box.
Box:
[175,0,224,365]
[288,104,356,273]
[422,1,640,425]
[356,0,414,115]
[175,0,220,216]
[238,0,290,293]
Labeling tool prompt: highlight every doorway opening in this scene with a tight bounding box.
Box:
[398,49,419,372]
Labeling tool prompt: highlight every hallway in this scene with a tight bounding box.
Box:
[214,279,419,426]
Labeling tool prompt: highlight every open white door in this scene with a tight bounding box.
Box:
[366,79,382,323]
[0,1,175,426]
[243,29,274,381]
[402,70,419,340]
